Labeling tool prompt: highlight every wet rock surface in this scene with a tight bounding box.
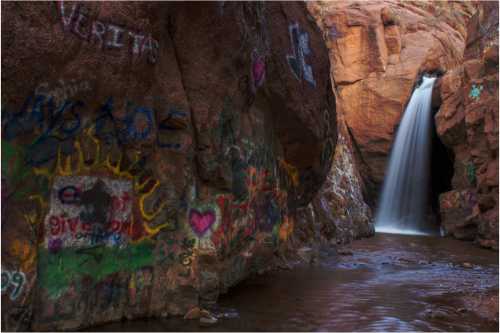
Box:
[88,233,499,332]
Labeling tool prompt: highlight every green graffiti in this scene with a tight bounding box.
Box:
[38,241,155,298]
[1,141,49,199]
[466,162,476,185]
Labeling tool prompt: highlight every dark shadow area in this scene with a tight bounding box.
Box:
[429,106,455,230]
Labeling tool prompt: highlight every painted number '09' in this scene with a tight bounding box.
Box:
[1,270,26,301]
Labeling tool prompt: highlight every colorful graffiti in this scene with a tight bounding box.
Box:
[44,176,133,250]
[37,241,155,299]
[469,84,483,101]
[2,94,190,163]
[286,22,316,87]
[1,87,196,314]
[1,269,26,301]
[58,1,159,64]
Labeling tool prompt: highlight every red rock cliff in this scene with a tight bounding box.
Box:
[309,0,476,203]
[436,2,499,250]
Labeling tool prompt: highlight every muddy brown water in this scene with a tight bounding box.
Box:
[89,233,499,332]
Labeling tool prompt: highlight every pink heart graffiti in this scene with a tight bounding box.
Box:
[252,58,265,87]
[189,209,216,237]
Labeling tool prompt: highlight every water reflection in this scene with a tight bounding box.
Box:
[88,233,498,332]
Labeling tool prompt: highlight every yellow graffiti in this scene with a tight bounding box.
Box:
[11,240,36,272]
[279,158,299,187]
[56,147,74,176]
[279,216,294,242]
[26,125,174,241]
[139,181,167,220]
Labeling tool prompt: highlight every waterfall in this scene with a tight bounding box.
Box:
[375,76,436,235]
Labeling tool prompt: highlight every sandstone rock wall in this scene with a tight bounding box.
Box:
[309,0,476,203]
[436,2,499,250]
[1,2,335,330]
[309,116,375,245]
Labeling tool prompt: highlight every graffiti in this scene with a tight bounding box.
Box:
[187,202,221,251]
[128,267,153,308]
[466,162,476,185]
[38,241,155,298]
[124,107,154,140]
[286,22,316,87]
[2,94,83,150]
[250,49,266,92]
[1,94,85,166]
[1,270,26,301]
[469,84,483,101]
[44,176,133,249]
[3,93,188,164]
[58,1,159,64]
[329,25,343,39]
[35,79,91,108]
[189,209,216,237]
[57,185,81,204]
[94,98,155,144]
[279,216,294,242]
[278,158,299,187]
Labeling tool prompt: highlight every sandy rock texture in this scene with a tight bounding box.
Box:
[436,2,499,250]
[309,0,476,202]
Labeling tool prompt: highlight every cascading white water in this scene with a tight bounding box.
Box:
[375,76,436,236]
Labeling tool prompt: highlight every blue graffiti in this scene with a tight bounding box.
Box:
[25,98,83,166]
[4,93,188,166]
[124,106,153,140]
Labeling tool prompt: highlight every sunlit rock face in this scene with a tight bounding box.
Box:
[1,2,336,330]
[436,2,499,250]
[308,0,476,203]
[309,117,375,245]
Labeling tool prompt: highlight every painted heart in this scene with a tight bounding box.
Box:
[189,209,216,237]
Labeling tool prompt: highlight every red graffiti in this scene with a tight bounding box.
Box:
[48,215,132,237]
[111,192,131,212]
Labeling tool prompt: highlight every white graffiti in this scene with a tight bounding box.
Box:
[1,269,26,301]
[286,22,316,87]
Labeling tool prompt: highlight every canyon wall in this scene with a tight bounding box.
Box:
[1,2,336,330]
[309,116,375,246]
[310,1,498,249]
[436,2,499,250]
[309,0,476,204]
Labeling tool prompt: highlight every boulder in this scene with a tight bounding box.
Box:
[1,1,335,330]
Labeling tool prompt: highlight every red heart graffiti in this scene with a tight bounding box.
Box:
[189,209,216,237]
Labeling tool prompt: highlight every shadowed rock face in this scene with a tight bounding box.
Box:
[1,2,335,330]
[435,2,499,250]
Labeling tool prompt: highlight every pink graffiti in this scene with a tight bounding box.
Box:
[251,50,266,90]
[189,209,216,237]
